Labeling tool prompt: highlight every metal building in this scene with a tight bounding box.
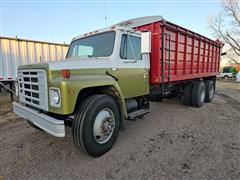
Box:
[0,36,69,82]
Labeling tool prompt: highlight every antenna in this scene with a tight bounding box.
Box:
[103,0,107,27]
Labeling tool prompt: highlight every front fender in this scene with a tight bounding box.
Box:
[48,75,127,116]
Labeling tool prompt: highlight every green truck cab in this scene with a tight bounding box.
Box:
[13,25,151,157]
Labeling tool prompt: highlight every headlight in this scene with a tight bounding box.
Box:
[49,88,61,107]
[53,90,60,104]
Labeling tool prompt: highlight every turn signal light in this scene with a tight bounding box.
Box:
[61,69,71,78]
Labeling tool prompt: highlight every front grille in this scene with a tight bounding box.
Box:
[18,69,48,111]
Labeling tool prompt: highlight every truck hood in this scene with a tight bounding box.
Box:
[18,62,49,70]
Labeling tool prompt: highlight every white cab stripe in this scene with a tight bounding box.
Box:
[48,58,148,70]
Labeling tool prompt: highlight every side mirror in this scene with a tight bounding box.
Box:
[141,32,151,54]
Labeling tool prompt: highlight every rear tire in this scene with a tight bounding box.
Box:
[183,83,193,106]
[72,95,120,157]
[192,82,206,107]
[205,80,215,102]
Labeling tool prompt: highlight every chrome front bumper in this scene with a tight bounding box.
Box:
[13,102,65,137]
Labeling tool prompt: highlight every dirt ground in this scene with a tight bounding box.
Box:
[0,81,239,180]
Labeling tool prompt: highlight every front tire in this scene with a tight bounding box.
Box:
[192,82,206,107]
[72,95,121,157]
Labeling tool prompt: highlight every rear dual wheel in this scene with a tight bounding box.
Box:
[183,83,193,106]
[183,81,214,107]
[191,82,206,107]
[72,95,121,157]
[205,80,215,102]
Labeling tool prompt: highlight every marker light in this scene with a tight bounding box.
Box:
[61,69,70,78]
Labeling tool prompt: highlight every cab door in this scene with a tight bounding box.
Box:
[117,32,149,98]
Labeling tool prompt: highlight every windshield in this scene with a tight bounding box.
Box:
[67,31,115,58]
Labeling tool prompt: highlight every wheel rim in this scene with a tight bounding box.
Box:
[93,108,115,144]
[200,88,206,103]
[209,85,214,99]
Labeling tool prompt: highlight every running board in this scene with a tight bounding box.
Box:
[127,109,150,120]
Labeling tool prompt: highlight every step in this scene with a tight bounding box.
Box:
[127,108,150,120]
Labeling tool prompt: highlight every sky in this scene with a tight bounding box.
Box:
[0,0,222,44]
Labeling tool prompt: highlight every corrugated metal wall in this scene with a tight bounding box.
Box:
[0,36,69,81]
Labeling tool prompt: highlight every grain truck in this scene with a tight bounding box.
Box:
[12,16,223,157]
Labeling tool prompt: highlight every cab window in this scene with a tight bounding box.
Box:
[67,31,115,58]
[120,34,141,60]
[71,45,93,57]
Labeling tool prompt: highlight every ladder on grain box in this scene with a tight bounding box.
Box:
[161,32,171,95]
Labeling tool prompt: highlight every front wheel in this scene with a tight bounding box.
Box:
[72,95,121,157]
